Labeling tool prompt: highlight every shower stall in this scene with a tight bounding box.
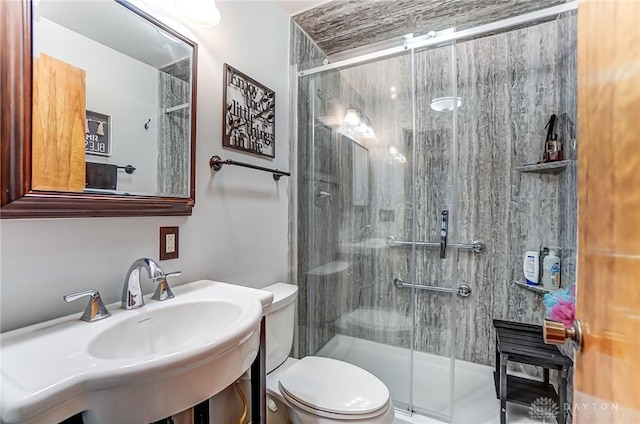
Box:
[291,2,577,421]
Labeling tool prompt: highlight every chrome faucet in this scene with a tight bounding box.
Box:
[122,258,166,310]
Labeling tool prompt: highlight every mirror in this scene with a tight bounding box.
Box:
[0,0,197,218]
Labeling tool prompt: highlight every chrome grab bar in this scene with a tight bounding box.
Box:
[393,277,472,298]
[387,236,486,253]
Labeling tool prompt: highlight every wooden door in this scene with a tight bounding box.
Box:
[575,0,640,422]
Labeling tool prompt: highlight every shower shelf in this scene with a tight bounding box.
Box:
[165,103,189,114]
[512,281,553,294]
[515,160,571,175]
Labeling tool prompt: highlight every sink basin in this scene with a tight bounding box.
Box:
[0,280,273,424]
[89,300,242,360]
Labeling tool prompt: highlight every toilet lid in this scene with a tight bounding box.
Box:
[279,356,390,415]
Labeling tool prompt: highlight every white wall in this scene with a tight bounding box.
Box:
[33,17,160,195]
[0,1,291,333]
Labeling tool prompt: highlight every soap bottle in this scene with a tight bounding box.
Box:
[523,251,540,285]
[542,250,561,290]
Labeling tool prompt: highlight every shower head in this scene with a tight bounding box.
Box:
[430,96,462,112]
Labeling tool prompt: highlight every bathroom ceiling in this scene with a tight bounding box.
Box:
[292,0,569,56]
[276,0,332,16]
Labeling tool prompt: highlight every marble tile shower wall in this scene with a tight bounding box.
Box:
[291,16,577,368]
[557,12,578,293]
[556,11,578,412]
[454,20,563,365]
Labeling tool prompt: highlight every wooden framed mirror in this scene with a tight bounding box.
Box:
[1,0,197,218]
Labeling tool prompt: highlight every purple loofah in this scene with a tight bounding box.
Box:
[548,298,576,328]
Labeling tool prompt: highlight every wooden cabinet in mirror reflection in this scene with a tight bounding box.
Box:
[0,0,198,218]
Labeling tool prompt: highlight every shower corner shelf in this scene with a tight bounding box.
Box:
[165,103,189,114]
[515,160,571,175]
[512,281,553,294]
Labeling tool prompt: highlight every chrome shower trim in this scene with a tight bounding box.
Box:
[393,277,473,298]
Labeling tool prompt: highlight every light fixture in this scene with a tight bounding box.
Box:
[343,108,361,126]
[389,86,397,100]
[176,0,221,27]
[342,106,376,141]
[389,146,399,155]
[430,96,462,112]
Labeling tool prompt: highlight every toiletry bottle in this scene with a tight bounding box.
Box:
[542,250,561,290]
[546,135,562,161]
[544,114,561,162]
[539,247,549,283]
[555,137,563,161]
[523,251,540,285]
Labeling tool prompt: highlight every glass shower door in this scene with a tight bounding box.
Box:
[408,42,460,420]
[300,41,459,420]
[303,53,416,411]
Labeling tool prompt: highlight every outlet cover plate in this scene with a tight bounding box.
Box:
[160,226,179,260]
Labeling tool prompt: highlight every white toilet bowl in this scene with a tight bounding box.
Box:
[268,357,394,423]
[261,283,394,424]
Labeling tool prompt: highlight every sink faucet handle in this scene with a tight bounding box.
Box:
[64,289,111,322]
[151,270,181,302]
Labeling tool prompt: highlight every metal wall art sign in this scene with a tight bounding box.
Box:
[85,110,111,156]
[222,64,276,158]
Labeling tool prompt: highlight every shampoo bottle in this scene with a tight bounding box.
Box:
[542,250,561,290]
[523,251,540,285]
[539,247,549,283]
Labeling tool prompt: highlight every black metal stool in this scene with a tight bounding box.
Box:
[493,319,573,424]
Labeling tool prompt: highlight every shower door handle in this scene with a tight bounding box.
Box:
[440,209,448,259]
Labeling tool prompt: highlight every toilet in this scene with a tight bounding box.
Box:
[262,283,394,424]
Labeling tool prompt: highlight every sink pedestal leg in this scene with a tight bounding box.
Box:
[251,317,266,424]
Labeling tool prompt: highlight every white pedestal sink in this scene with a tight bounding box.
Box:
[0,280,273,424]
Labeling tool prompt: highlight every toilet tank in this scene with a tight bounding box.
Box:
[262,283,298,373]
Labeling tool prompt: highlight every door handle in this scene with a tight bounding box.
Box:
[543,319,583,352]
[440,209,448,259]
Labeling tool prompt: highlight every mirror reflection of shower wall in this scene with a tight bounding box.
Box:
[31,0,192,197]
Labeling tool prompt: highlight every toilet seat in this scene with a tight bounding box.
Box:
[280,385,391,420]
[278,356,390,419]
